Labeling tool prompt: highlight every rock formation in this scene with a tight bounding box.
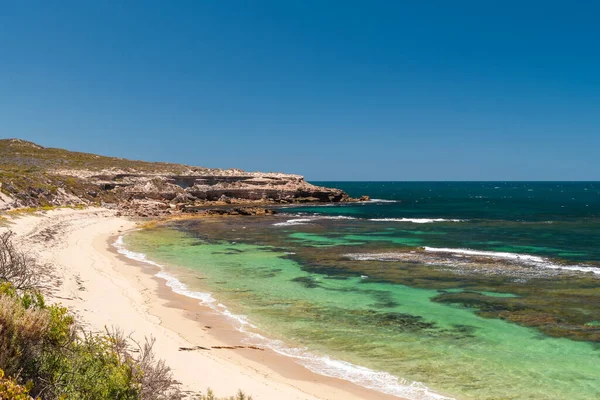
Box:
[0,139,361,216]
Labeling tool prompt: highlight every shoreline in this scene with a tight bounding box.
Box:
[108,235,405,400]
[3,207,405,399]
[110,232,452,400]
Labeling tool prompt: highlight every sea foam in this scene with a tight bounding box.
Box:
[273,215,357,226]
[272,218,314,226]
[424,247,600,275]
[113,235,454,400]
[369,218,464,224]
[274,215,463,226]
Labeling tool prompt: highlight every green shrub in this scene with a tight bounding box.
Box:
[0,300,254,399]
[49,332,138,399]
[0,284,179,399]
[0,231,250,400]
[0,369,34,400]
[0,290,52,380]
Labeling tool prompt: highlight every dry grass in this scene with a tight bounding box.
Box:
[0,138,199,209]
[0,293,51,378]
[106,328,183,400]
[198,388,253,400]
[0,231,41,290]
[5,204,86,216]
[0,138,195,174]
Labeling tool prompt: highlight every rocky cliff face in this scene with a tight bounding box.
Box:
[0,139,363,215]
[92,173,349,203]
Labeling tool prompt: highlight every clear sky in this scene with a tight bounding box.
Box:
[1,1,598,181]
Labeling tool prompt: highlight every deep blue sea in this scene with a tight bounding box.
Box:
[294,181,600,262]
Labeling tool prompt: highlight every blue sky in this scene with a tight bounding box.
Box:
[1,1,598,180]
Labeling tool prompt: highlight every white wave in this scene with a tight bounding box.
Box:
[273,215,356,226]
[113,236,257,330]
[155,271,217,305]
[424,247,543,261]
[424,247,600,275]
[113,235,453,399]
[241,331,453,400]
[370,198,399,203]
[272,218,314,226]
[114,236,217,304]
[369,218,464,224]
[113,235,162,267]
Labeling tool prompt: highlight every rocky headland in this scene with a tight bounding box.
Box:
[0,139,367,217]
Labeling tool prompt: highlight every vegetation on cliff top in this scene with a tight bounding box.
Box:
[0,138,352,212]
[0,138,197,209]
[0,139,195,173]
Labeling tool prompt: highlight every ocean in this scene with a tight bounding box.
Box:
[118,182,600,400]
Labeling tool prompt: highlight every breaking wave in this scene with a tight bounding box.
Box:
[273,215,357,226]
[369,199,399,203]
[274,215,463,226]
[369,218,464,224]
[424,247,600,275]
[272,218,315,226]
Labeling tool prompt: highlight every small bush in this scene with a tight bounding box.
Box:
[0,292,52,379]
[0,231,41,290]
[131,335,183,400]
[198,388,253,400]
[0,284,183,399]
[0,230,249,399]
[0,369,34,400]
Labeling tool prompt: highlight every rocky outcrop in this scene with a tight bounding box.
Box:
[89,172,350,205]
[183,207,277,216]
[0,184,15,211]
[0,139,360,216]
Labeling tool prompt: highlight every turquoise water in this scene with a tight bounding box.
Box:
[124,182,600,399]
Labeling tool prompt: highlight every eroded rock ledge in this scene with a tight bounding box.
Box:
[0,139,367,216]
[98,172,361,217]
[91,172,351,203]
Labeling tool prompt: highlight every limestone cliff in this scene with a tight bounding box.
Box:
[0,139,359,215]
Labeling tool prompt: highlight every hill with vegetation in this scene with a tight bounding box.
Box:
[0,139,360,216]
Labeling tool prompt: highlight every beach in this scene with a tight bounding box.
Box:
[2,3,597,398]
[4,180,600,400]
[2,207,399,400]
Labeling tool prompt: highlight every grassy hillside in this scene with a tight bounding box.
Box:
[0,139,201,208]
[0,138,196,173]
[0,138,350,212]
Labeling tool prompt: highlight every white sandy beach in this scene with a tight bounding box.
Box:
[2,208,398,400]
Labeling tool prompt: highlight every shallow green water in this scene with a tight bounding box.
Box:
[125,226,600,400]
[121,182,600,399]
